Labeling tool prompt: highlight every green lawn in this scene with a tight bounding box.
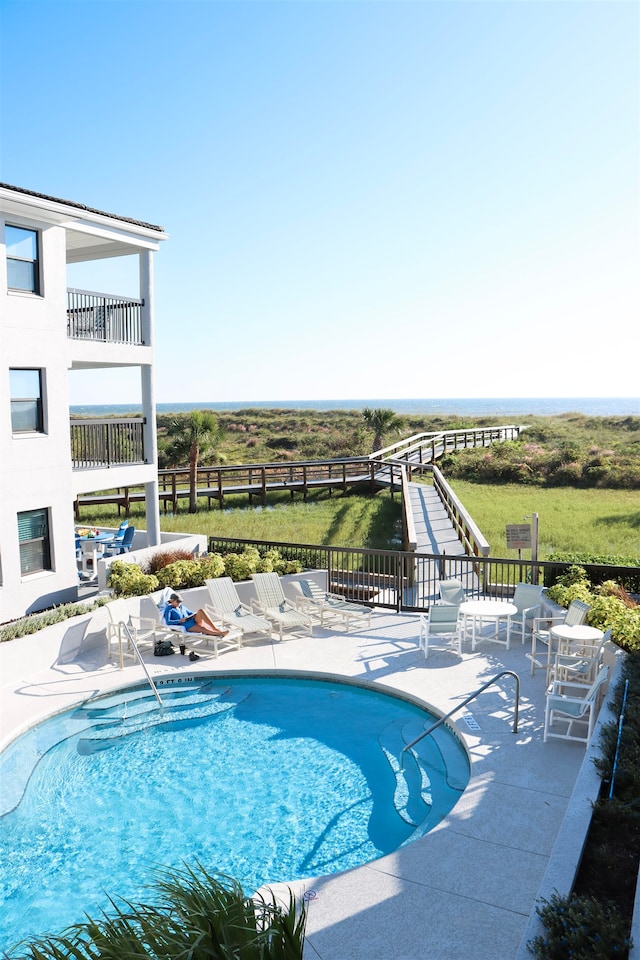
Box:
[80,489,403,551]
[79,483,639,559]
[449,481,640,559]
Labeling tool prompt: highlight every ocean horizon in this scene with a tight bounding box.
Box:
[70,397,640,418]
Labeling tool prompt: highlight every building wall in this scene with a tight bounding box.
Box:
[0,188,166,623]
[0,216,79,618]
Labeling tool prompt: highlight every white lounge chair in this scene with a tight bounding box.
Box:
[205,577,273,641]
[418,605,462,660]
[105,597,172,668]
[289,579,372,631]
[142,594,243,659]
[544,663,610,744]
[250,573,313,640]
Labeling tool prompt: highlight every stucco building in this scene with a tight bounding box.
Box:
[0,184,168,622]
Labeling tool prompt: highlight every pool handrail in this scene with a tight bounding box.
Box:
[401,670,520,760]
[118,620,164,710]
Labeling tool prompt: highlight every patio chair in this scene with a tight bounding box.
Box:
[289,578,372,631]
[205,577,273,641]
[438,579,466,606]
[544,663,610,744]
[142,593,243,659]
[102,524,135,557]
[418,604,462,660]
[526,599,591,676]
[105,597,171,667]
[509,583,545,643]
[548,630,612,686]
[250,573,313,640]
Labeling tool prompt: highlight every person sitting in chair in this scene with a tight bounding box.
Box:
[163,593,229,638]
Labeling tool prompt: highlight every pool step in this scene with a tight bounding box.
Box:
[380,715,470,828]
[379,719,432,827]
[76,680,226,719]
[77,697,240,753]
[76,686,245,753]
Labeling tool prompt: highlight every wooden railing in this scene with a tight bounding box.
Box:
[71,418,146,468]
[377,425,524,468]
[67,288,144,344]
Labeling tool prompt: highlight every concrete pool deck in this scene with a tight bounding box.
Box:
[0,608,620,960]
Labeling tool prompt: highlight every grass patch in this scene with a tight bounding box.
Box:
[79,489,403,551]
[449,482,640,558]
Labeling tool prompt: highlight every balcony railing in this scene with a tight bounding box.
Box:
[67,288,144,344]
[71,418,146,468]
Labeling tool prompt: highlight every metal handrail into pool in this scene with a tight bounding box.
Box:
[401,669,520,762]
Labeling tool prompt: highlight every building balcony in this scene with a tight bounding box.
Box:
[67,288,144,345]
[71,418,146,469]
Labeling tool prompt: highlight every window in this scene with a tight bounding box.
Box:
[6,225,40,293]
[10,369,44,433]
[17,508,51,575]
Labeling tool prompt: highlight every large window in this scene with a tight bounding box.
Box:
[17,508,51,575]
[6,225,40,293]
[10,369,44,433]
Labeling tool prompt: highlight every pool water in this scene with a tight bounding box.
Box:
[0,675,469,952]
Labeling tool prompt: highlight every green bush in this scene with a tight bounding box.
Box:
[156,559,205,589]
[199,553,226,580]
[107,561,159,597]
[528,891,632,959]
[223,548,262,581]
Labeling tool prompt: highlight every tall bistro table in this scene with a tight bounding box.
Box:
[459,599,519,651]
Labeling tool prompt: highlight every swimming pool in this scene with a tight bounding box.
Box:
[0,674,469,953]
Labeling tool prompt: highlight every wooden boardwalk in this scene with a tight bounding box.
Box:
[405,482,466,556]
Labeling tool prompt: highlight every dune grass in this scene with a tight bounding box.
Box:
[449,481,640,559]
[80,488,404,551]
[79,483,639,559]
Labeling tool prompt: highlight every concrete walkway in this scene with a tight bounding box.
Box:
[1,606,601,960]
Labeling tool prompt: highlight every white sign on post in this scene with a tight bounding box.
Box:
[506,523,532,550]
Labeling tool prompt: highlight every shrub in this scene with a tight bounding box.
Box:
[223,548,262,581]
[145,549,195,574]
[107,561,159,597]
[155,559,205,590]
[528,891,632,959]
[198,553,226,580]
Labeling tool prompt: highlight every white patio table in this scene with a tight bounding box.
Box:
[459,599,518,651]
[545,623,605,682]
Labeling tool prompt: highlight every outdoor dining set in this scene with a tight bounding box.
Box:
[75,521,135,577]
[418,578,611,746]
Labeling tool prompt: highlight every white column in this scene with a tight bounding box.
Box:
[140,251,161,547]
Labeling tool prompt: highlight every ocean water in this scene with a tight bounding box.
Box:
[70,397,640,418]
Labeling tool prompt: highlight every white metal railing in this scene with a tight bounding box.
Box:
[401,670,521,760]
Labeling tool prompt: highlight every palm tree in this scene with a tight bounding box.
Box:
[362,407,404,452]
[165,411,225,513]
[15,862,308,960]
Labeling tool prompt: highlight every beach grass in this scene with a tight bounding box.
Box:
[450,481,639,558]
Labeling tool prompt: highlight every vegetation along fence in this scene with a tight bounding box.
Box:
[206,536,640,611]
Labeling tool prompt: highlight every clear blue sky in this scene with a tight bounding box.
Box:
[1,0,638,405]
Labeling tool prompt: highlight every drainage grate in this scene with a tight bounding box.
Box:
[463,714,481,731]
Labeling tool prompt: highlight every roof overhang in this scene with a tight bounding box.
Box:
[0,184,169,262]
